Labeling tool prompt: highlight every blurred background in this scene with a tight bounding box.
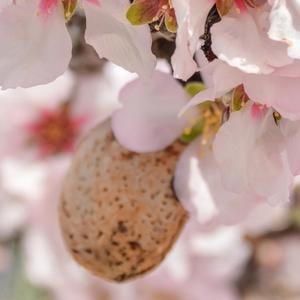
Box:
[1,11,300,300]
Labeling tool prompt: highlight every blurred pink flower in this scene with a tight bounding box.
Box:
[25,104,87,157]
[0,63,136,299]
[0,63,134,161]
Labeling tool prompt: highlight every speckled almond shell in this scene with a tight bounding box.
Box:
[59,122,188,282]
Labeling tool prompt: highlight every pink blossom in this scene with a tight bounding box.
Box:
[0,64,134,161]
[183,2,300,123]
[0,63,136,299]
[0,0,155,88]
[1,1,300,297]
[111,71,298,224]
[188,56,300,121]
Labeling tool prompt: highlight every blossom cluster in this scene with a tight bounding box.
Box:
[1,0,300,299]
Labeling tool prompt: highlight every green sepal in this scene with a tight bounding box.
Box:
[126,0,157,25]
[216,0,234,16]
[231,85,248,111]
[185,82,206,97]
[63,0,78,22]
[165,11,177,33]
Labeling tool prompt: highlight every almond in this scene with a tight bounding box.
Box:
[59,122,188,282]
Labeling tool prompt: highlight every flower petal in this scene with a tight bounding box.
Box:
[243,74,300,120]
[171,0,212,80]
[212,11,292,74]
[269,0,300,59]
[112,71,188,152]
[213,104,292,203]
[84,0,156,78]
[0,1,72,89]
[174,139,261,225]
[281,119,300,176]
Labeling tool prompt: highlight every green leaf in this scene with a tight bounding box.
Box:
[62,0,78,22]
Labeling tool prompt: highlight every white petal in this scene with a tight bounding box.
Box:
[212,11,292,74]
[243,74,300,120]
[213,104,292,203]
[174,139,262,225]
[0,191,28,239]
[183,60,242,112]
[73,63,136,129]
[0,1,72,89]
[241,201,289,236]
[281,119,300,176]
[173,141,218,224]
[171,22,199,80]
[0,0,10,11]
[112,71,188,153]
[171,0,212,80]
[84,0,156,78]
[269,0,300,59]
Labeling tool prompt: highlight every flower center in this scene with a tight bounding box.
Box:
[26,103,85,157]
[126,0,177,33]
[153,0,176,32]
[251,103,267,120]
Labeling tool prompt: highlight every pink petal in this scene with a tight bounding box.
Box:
[84,0,156,78]
[211,11,292,74]
[112,71,189,153]
[0,1,72,88]
[281,119,300,176]
[174,139,262,225]
[213,104,292,203]
[268,0,300,59]
[171,0,212,80]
